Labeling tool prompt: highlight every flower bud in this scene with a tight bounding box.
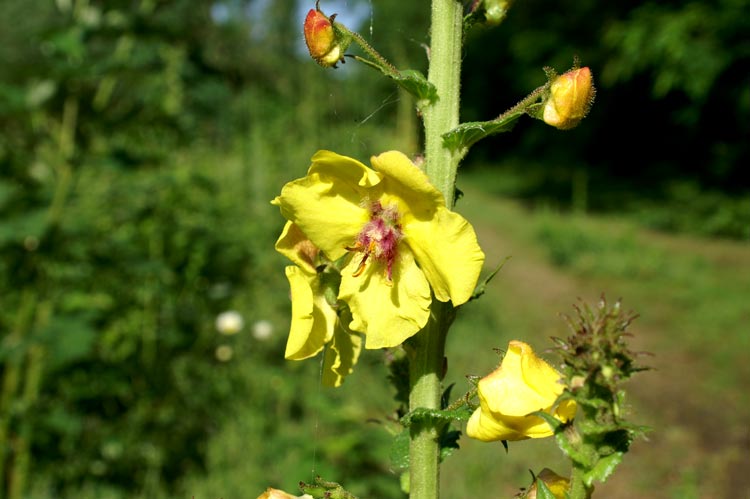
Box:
[543,67,595,130]
[525,468,570,499]
[255,488,313,499]
[303,4,350,68]
[483,0,513,25]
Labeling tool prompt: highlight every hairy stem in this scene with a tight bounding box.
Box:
[408,2,464,498]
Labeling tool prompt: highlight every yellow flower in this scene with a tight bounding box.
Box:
[466,340,576,442]
[543,66,595,130]
[272,150,485,349]
[276,222,362,387]
[526,468,570,499]
[255,488,313,499]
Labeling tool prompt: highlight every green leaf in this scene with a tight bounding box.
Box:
[35,314,96,368]
[394,69,438,106]
[441,383,455,409]
[583,451,624,486]
[389,428,410,470]
[299,477,360,499]
[401,405,473,427]
[438,429,461,462]
[536,479,558,499]
[442,109,525,157]
[0,208,48,245]
[354,56,437,107]
[470,256,511,301]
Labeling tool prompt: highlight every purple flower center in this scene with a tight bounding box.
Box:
[347,201,403,283]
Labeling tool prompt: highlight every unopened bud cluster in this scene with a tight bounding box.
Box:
[555,297,642,413]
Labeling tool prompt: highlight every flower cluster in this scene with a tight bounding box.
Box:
[273,150,485,381]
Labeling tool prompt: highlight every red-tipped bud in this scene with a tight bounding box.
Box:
[543,67,595,130]
[303,5,349,68]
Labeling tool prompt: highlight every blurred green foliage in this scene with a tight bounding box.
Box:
[461,0,749,236]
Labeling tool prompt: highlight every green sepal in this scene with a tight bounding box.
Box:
[529,409,565,433]
[470,256,511,301]
[536,479,558,499]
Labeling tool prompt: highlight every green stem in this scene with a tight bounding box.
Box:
[569,466,592,499]
[0,290,38,496]
[408,4,463,497]
[407,301,452,499]
[423,0,463,209]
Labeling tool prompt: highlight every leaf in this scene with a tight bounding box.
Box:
[35,314,96,368]
[393,69,438,106]
[470,256,511,301]
[583,451,624,486]
[0,208,48,246]
[353,56,437,106]
[438,429,462,462]
[536,479,558,499]
[401,405,473,427]
[299,477,360,499]
[442,109,526,156]
[441,383,455,409]
[389,428,410,470]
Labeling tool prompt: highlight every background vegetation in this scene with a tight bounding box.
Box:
[0,0,747,498]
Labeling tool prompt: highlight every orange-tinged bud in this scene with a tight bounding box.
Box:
[525,468,571,499]
[303,4,349,68]
[543,67,595,130]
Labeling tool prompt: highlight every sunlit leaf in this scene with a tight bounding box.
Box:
[442,109,526,157]
[583,451,624,486]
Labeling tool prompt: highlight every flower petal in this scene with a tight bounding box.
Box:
[284,266,336,360]
[273,150,382,260]
[370,151,444,213]
[308,150,382,188]
[403,207,485,304]
[467,406,520,442]
[275,222,318,273]
[339,245,431,349]
[322,315,363,387]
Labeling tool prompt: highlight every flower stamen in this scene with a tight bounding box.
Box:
[346,201,403,284]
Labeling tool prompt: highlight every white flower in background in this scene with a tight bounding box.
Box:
[215,310,244,335]
[252,319,274,341]
[215,344,233,362]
